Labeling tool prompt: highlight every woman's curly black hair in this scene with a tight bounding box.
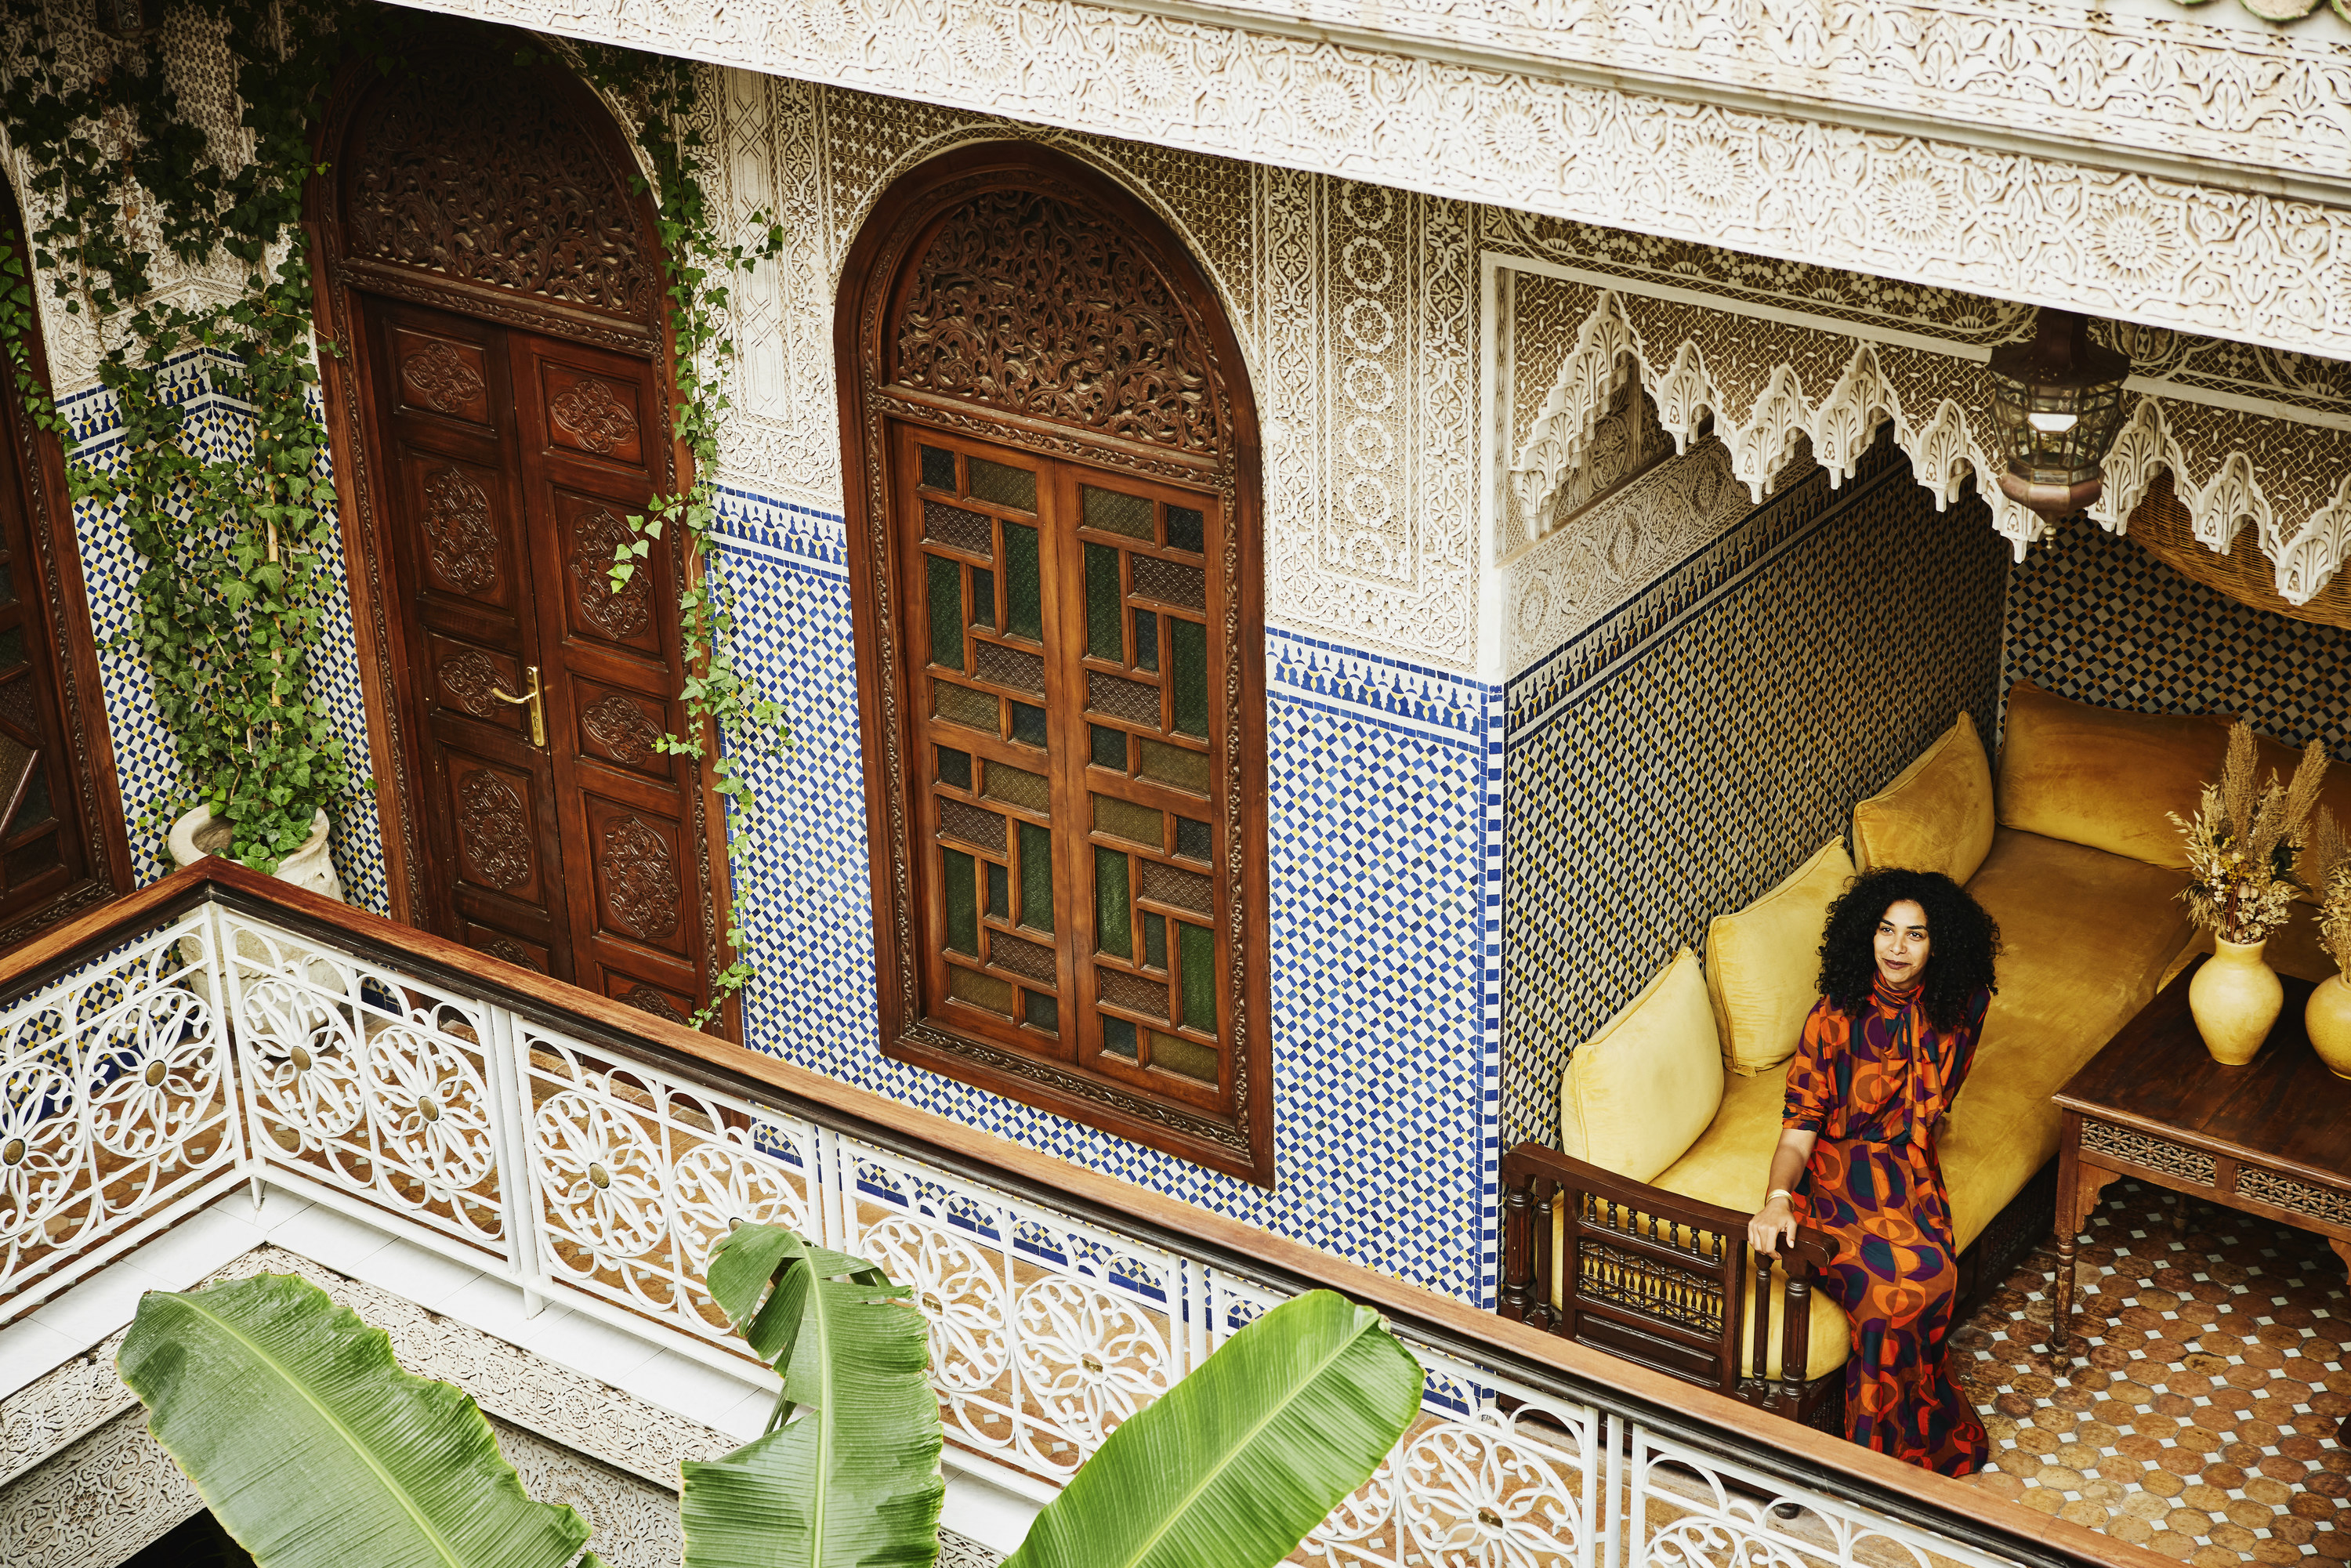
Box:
[1816,867,2001,1030]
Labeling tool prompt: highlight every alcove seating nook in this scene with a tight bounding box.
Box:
[1501,683,2351,1432]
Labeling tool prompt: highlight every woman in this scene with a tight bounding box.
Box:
[1748,867,1999,1475]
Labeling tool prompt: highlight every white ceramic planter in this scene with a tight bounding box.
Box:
[169,806,347,1003]
[168,806,346,903]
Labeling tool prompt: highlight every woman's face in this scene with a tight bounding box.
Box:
[1875,899,1931,988]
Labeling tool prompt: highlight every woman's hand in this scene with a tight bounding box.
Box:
[1748,1194,1798,1258]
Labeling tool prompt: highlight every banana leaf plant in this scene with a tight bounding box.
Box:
[118,1224,1424,1568]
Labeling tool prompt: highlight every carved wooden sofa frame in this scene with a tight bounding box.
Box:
[1499,1143,2059,1432]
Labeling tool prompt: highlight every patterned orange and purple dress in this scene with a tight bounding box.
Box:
[1782,975,1991,1475]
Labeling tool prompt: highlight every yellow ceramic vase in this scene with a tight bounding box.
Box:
[2189,936,2282,1066]
[2309,973,2351,1080]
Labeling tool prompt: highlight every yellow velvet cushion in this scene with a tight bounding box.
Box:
[1852,713,1995,883]
[1996,682,2230,871]
[1705,838,1853,1076]
[1558,947,1724,1184]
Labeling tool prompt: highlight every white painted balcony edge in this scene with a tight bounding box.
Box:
[0,870,2113,1567]
[386,0,2351,364]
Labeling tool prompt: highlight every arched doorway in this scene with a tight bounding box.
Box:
[313,34,722,1025]
[0,181,129,947]
[837,145,1273,1182]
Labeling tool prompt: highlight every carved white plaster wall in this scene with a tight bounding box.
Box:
[383,0,2351,364]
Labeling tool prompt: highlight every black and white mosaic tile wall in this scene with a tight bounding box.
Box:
[1501,437,2010,1151]
[2003,521,2351,763]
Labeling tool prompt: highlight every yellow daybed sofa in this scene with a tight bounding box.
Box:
[1503,683,2349,1424]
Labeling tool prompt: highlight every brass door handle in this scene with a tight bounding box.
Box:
[491,664,547,747]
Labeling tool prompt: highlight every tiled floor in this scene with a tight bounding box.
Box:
[1953,1178,2350,1564]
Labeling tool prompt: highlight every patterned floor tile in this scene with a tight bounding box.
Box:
[1956,1179,2349,1563]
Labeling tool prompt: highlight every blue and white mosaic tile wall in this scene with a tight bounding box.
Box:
[1502,438,2010,1151]
[709,487,1505,1306]
[59,353,387,911]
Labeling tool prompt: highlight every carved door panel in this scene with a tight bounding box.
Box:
[371,299,575,976]
[364,298,704,1017]
[509,331,704,1023]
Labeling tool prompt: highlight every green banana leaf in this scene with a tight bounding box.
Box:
[117,1273,593,1568]
[1005,1289,1423,1568]
[681,1222,944,1568]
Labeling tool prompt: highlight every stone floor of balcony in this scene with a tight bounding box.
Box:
[1954,1178,2350,1565]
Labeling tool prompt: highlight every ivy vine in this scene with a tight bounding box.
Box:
[0,5,783,1022]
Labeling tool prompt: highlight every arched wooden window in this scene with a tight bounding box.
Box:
[839,147,1270,1184]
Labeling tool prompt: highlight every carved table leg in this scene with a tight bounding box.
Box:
[2331,1237,2351,1282]
[2047,1141,2121,1360]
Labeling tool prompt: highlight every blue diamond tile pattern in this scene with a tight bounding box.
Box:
[61,353,387,912]
[706,485,1504,1306]
[1501,438,2009,1153]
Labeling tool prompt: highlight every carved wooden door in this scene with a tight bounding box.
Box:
[366,295,706,1023]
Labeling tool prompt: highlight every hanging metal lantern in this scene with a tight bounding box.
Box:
[1985,308,2132,523]
[92,0,158,38]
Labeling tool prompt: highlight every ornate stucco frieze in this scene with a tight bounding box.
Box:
[385,0,2351,362]
[1495,264,2351,617]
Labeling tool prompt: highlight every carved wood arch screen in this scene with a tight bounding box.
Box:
[310,31,730,1028]
[838,146,1273,1184]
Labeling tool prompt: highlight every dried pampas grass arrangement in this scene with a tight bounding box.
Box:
[2313,808,2351,974]
[2169,722,2331,946]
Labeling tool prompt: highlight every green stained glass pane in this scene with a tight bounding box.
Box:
[1179,923,1215,1033]
[1150,1030,1218,1083]
[986,860,1008,918]
[1094,847,1132,959]
[969,457,1037,511]
[926,556,963,671]
[1018,821,1053,933]
[1004,523,1041,639]
[1083,486,1154,539]
[1085,544,1122,662]
[948,966,1014,1015]
[1143,912,1165,970]
[983,759,1051,813]
[1171,619,1208,737]
[943,849,978,955]
[1091,792,1162,848]
[1176,816,1210,860]
[1009,701,1048,748]
[1167,506,1204,553]
[1023,991,1059,1033]
[920,444,956,491]
[1134,610,1157,672]
[933,682,998,734]
[1089,724,1126,770]
[0,561,16,604]
[1102,1016,1138,1059]
[1137,738,1209,794]
[970,568,995,628]
[934,746,971,789]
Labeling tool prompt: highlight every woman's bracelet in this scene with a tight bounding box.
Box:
[1766,1188,1794,1204]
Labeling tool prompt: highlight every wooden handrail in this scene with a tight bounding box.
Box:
[4,859,2175,1568]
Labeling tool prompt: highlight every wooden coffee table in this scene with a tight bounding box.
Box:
[2049,956,2351,1353]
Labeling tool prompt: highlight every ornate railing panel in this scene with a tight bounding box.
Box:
[514,1020,817,1346]
[0,876,2088,1568]
[223,911,510,1259]
[0,910,237,1318]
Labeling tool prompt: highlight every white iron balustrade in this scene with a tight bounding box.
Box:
[0,898,2030,1568]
